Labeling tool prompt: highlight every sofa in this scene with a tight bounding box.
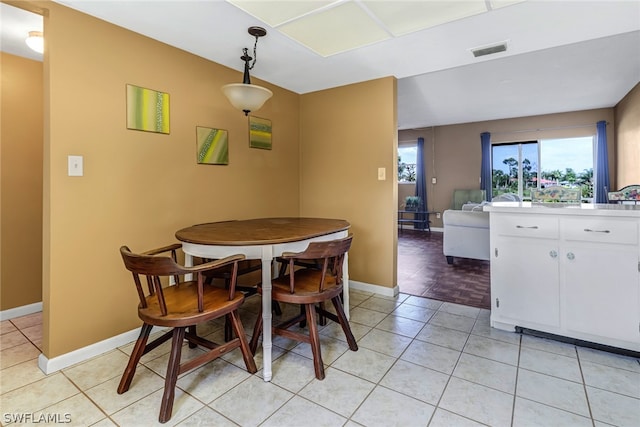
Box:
[442,207,490,264]
[443,192,520,264]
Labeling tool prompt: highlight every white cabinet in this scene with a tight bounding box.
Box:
[561,217,640,345]
[488,205,640,352]
[490,214,560,329]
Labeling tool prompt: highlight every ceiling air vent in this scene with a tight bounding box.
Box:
[470,41,508,58]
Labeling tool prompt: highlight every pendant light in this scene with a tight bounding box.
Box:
[25,31,44,54]
[221,26,273,116]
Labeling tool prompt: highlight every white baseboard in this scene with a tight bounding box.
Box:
[36,281,398,374]
[0,302,43,321]
[349,280,399,297]
[38,325,163,375]
[399,227,443,233]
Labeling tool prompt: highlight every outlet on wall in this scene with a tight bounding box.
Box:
[436,212,441,219]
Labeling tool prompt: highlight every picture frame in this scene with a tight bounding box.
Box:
[196,126,229,165]
[249,116,272,150]
[126,84,170,134]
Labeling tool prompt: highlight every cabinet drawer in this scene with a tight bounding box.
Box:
[492,214,558,238]
[562,218,638,244]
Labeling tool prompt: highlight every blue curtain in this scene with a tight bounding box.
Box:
[415,137,428,229]
[595,120,610,203]
[480,132,492,201]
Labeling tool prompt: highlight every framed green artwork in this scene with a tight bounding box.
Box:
[126,84,170,134]
[196,126,228,165]
[249,116,272,150]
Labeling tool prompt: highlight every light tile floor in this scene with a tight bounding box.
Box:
[1,291,639,426]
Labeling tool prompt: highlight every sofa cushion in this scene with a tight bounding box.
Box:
[492,193,521,202]
[452,189,486,210]
[442,209,490,228]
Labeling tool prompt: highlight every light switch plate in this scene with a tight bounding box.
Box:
[378,167,386,181]
[68,155,83,176]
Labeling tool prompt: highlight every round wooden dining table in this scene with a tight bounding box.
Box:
[175,217,351,381]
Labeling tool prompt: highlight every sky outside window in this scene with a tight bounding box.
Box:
[398,146,417,164]
[493,137,593,174]
[540,137,593,173]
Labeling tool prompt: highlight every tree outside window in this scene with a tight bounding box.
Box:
[398,146,417,183]
[491,137,594,201]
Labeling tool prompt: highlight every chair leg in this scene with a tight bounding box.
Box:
[318,301,327,326]
[305,303,325,380]
[331,296,358,351]
[299,305,307,328]
[249,304,263,355]
[273,301,282,315]
[229,310,257,374]
[159,327,185,424]
[224,314,234,342]
[118,323,153,394]
[223,278,235,342]
[186,325,198,348]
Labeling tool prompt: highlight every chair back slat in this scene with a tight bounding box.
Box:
[152,276,168,316]
[145,276,155,295]
[131,273,147,308]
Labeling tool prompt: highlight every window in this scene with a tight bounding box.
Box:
[398,145,417,183]
[492,137,594,201]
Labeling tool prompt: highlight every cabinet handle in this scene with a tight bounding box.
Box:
[516,225,539,229]
[566,252,575,260]
[584,228,610,234]
[549,250,558,258]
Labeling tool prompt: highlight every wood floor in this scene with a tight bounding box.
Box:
[397,229,491,309]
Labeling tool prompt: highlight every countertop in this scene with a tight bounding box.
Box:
[484,202,640,217]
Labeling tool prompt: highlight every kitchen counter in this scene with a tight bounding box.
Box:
[486,202,640,354]
[484,201,640,217]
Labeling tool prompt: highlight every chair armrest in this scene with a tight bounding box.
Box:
[143,243,182,256]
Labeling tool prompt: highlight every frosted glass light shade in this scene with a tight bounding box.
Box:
[221,83,273,114]
[25,31,44,54]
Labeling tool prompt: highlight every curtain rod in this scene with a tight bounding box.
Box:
[490,121,607,136]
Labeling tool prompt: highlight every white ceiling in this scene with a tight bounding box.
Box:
[2,1,639,130]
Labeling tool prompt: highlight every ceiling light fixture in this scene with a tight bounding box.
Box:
[25,31,44,54]
[221,26,273,116]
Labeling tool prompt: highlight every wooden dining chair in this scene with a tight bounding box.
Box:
[249,235,357,380]
[119,244,257,423]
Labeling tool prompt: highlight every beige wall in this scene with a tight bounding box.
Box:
[614,82,640,187]
[9,0,635,360]
[399,109,615,227]
[300,78,398,289]
[1,53,44,310]
[41,2,300,357]
[398,184,415,210]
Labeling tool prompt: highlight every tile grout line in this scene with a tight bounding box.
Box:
[4,294,639,427]
[510,333,523,427]
[574,347,597,427]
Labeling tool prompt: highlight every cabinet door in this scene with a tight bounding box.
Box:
[492,237,560,328]
[562,244,640,344]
